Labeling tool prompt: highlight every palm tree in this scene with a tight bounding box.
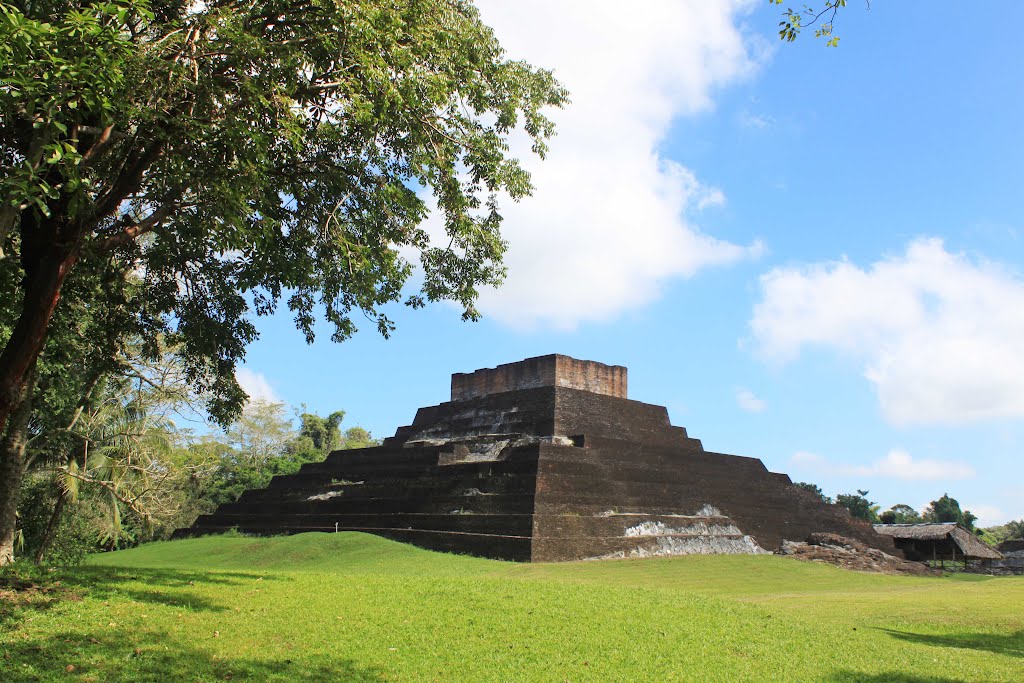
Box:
[28,350,190,563]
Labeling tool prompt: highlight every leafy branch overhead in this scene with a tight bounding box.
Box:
[0,0,568,425]
[772,0,868,47]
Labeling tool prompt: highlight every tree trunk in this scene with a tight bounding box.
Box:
[0,369,37,566]
[0,216,79,437]
[34,484,68,566]
[0,210,80,566]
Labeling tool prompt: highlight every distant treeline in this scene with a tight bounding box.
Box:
[794,483,1022,546]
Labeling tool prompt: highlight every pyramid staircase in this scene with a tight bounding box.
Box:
[178,355,900,562]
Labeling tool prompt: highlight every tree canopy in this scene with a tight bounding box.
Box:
[922,493,977,531]
[793,481,832,504]
[0,0,566,424]
[835,489,879,523]
[0,0,567,564]
[879,503,922,525]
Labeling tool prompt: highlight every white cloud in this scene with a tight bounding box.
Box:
[736,387,767,413]
[752,238,1024,425]
[468,1,764,329]
[844,450,975,481]
[791,450,825,465]
[236,368,281,404]
[789,448,975,482]
[965,504,1007,527]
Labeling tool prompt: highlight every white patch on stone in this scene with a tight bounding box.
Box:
[631,535,767,557]
[461,488,493,496]
[623,520,745,538]
[430,434,578,464]
[594,534,768,560]
[695,504,722,517]
[306,490,344,501]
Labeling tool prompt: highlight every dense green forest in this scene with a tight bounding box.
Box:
[14,344,377,565]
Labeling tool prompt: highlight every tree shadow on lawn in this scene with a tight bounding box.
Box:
[2,566,289,631]
[73,565,285,589]
[877,627,1024,658]
[2,629,385,682]
[70,566,287,614]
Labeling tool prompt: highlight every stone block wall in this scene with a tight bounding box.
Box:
[451,354,627,401]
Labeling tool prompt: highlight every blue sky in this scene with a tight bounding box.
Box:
[235,2,1024,526]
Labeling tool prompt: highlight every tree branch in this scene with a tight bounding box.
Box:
[95,182,192,253]
[92,140,165,220]
[81,125,121,167]
[49,468,154,520]
[94,202,176,252]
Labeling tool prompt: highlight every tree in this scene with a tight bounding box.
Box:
[340,426,378,450]
[794,481,832,504]
[297,409,347,454]
[922,493,977,531]
[0,0,567,564]
[879,503,922,525]
[224,400,293,472]
[0,250,149,564]
[772,0,865,47]
[835,489,879,523]
[23,340,202,563]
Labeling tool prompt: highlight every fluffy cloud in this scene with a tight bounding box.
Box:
[789,448,975,482]
[236,368,281,404]
[467,1,764,329]
[844,450,976,481]
[964,504,1006,527]
[752,238,1024,425]
[790,450,825,465]
[736,387,767,413]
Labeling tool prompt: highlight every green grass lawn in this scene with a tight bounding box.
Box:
[2,532,1022,682]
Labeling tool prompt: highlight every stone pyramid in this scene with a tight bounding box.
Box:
[179,355,899,561]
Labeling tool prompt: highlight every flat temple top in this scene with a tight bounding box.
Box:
[450,354,627,401]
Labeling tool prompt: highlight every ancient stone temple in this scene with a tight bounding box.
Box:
[179,355,899,561]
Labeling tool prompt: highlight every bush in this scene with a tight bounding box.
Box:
[16,476,98,566]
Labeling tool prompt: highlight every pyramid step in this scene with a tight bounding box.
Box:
[194,512,535,536]
[220,493,536,515]
[243,473,538,502]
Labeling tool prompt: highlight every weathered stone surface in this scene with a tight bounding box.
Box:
[177,356,903,563]
[451,354,627,401]
[993,539,1024,574]
[779,533,936,575]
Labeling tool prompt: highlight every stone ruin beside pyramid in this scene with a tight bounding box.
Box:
[178,354,900,561]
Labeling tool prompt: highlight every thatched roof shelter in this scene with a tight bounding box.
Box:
[873,523,1002,564]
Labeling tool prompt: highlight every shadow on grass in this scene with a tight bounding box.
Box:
[72,565,285,588]
[2,629,385,682]
[1,566,285,632]
[829,672,970,683]
[878,628,1024,658]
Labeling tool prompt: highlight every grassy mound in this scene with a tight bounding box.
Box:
[2,532,1022,681]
